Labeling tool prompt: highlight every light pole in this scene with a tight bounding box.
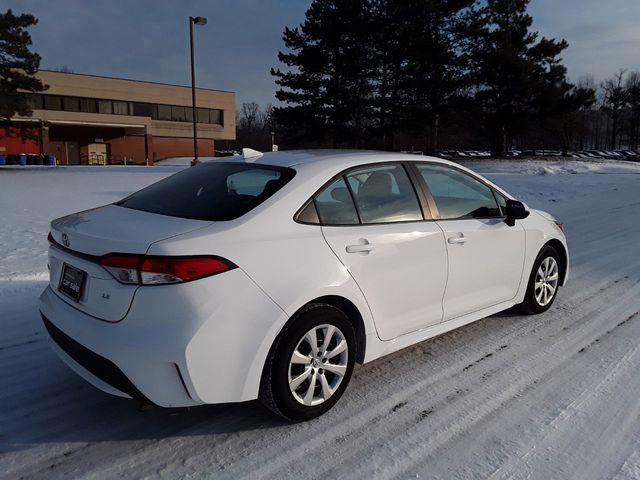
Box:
[270,131,275,151]
[189,15,207,166]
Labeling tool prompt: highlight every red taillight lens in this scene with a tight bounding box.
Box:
[99,255,235,285]
[140,257,232,284]
[100,255,142,284]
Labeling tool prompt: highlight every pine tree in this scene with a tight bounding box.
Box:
[472,0,573,156]
[0,9,46,122]
[271,0,374,147]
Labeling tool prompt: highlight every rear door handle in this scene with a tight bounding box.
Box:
[346,239,374,254]
[447,234,466,245]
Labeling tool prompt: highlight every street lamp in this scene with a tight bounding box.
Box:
[189,15,207,166]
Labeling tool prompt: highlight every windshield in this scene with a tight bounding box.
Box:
[116,162,295,221]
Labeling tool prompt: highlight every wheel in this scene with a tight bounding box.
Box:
[517,245,561,314]
[259,304,356,421]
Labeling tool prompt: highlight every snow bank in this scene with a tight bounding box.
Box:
[2,159,640,479]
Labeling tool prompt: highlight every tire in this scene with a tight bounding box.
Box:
[259,303,356,421]
[517,245,561,314]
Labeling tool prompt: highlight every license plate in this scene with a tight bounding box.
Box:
[59,263,86,302]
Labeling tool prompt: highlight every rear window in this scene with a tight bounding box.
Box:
[116,162,295,221]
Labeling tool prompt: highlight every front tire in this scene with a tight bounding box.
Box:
[259,304,356,421]
[517,245,561,314]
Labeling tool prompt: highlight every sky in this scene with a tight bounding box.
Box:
[4,0,640,108]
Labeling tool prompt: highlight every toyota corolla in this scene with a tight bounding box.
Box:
[40,150,568,420]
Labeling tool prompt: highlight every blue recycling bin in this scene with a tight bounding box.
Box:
[0,155,5,166]
[19,154,27,166]
[46,154,56,166]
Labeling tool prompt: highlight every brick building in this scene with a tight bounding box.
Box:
[1,70,235,165]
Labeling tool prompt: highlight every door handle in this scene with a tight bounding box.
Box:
[447,234,466,245]
[346,239,374,254]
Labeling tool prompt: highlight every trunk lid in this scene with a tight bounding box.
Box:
[48,204,212,321]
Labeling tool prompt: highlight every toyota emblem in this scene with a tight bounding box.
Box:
[62,233,70,247]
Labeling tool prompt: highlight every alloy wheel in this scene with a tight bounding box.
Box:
[288,324,349,406]
[534,256,559,306]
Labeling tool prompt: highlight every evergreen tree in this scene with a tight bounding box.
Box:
[394,0,478,153]
[271,0,374,147]
[0,9,46,122]
[472,0,573,156]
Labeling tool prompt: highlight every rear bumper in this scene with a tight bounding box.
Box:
[42,314,153,403]
[39,268,288,407]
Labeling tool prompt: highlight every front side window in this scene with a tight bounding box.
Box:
[345,164,422,224]
[416,163,501,220]
[117,162,295,221]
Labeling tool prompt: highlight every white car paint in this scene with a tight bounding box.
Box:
[39,150,568,408]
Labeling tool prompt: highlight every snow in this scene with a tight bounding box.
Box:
[1,160,640,479]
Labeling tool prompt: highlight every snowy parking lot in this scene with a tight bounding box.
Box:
[1,159,640,479]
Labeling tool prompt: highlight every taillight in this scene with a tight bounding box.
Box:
[99,254,236,285]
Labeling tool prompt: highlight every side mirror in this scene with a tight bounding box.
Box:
[505,199,529,226]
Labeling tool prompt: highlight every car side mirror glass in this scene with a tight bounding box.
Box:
[505,199,529,226]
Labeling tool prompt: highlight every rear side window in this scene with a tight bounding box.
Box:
[314,177,360,225]
[416,163,500,219]
[345,164,422,223]
[116,162,295,221]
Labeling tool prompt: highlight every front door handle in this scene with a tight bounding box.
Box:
[346,239,374,254]
[447,234,466,245]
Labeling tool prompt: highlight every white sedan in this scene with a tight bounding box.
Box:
[40,150,568,421]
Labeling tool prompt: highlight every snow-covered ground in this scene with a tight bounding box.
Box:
[1,160,640,479]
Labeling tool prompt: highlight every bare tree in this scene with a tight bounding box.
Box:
[237,102,262,130]
[601,70,627,149]
[624,72,640,150]
[235,102,274,151]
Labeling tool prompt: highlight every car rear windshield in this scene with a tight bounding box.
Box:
[116,162,296,221]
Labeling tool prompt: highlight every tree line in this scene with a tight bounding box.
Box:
[268,0,602,156]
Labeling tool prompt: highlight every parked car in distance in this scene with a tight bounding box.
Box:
[40,150,569,420]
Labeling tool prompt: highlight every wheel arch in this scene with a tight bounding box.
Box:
[544,238,568,285]
[270,296,368,365]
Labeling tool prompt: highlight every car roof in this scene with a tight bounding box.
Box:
[226,149,454,169]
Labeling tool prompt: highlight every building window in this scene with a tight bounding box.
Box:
[25,94,224,125]
[62,97,80,112]
[210,109,223,125]
[132,102,154,117]
[98,100,113,114]
[43,95,62,110]
[197,107,210,124]
[79,98,98,113]
[157,104,172,121]
[113,101,131,115]
[171,105,187,122]
[28,94,44,110]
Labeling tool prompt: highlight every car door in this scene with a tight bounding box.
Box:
[316,163,448,341]
[413,163,525,321]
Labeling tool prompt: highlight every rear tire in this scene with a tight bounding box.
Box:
[259,303,356,421]
[517,245,561,314]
